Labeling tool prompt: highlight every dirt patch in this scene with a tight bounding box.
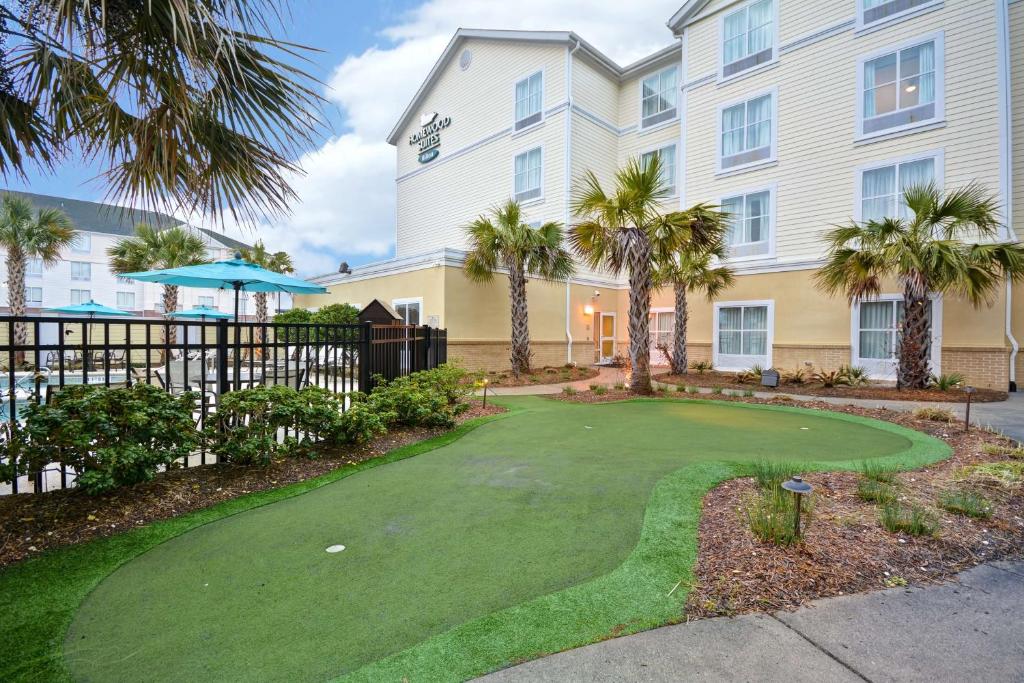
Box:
[471,365,600,388]
[655,371,1007,403]
[0,402,506,568]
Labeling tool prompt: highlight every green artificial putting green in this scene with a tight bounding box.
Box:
[0,397,949,683]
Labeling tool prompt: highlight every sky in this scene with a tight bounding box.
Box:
[4,0,682,277]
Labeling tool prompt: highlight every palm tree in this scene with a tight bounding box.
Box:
[241,241,294,342]
[0,1,325,223]
[464,200,575,377]
[655,240,735,376]
[0,194,75,348]
[816,183,1024,388]
[570,155,720,393]
[108,224,209,342]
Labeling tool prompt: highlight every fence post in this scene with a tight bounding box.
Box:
[216,319,229,396]
[359,321,373,393]
[421,325,431,371]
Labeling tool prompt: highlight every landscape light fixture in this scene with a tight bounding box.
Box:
[963,385,976,433]
[583,304,594,316]
[781,475,813,538]
[481,377,489,408]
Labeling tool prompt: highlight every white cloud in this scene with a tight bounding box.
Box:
[258,0,680,276]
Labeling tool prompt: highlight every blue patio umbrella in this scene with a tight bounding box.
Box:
[166,305,234,320]
[48,300,133,318]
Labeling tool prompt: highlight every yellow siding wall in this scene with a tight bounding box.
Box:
[295,268,446,327]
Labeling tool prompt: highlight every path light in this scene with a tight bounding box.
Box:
[781,476,813,538]
[481,377,489,408]
[963,385,976,433]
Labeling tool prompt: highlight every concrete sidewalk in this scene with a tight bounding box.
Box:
[479,560,1024,682]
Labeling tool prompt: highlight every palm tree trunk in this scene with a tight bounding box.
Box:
[627,239,654,394]
[671,283,688,376]
[507,266,531,377]
[254,292,268,346]
[898,279,931,389]
[162,285,179,346]
[7,247,27,359]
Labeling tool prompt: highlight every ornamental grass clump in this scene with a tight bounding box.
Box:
[860,460,899,483]
[879,502,939,536]
[744,487,813,546]
[751,460,802,492]
[856,479,898,504]
[913,406,956,422]
[937,489,994,519]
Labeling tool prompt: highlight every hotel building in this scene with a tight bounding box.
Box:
[301,0,1024,391]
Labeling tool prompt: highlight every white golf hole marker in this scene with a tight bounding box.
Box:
[800,427,810,430]
[326,544,346,554]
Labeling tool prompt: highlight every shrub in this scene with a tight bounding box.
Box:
[675,384,687,392]
[782,367,806,385]
[857,479,898,504]
[838,364,870,387]
[336,396,391,444]
[744,487,813,546]
[928,372,966,392]
[14,383,199,494]
[812,370,848,388]
[860,460,898,483]
[593,385,608,396]
[686,385,699,394]
[711,386,724,395]
[562,386,577,396]
[368,373,461,429]
[736,364,764,384]
[613,382,626,390]
[937,489,994,518]
[589,383,599,391]
[689,360,713,374]
[751,460,801,492]
[880,502,939,536]
[913,407,956,422]
[743,389,755,397]
[955,461,1024,490]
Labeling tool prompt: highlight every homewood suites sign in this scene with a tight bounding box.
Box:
[409,111,451,164]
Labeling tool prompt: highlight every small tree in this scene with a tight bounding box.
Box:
[241,241,294,344]
[655,236,735,376]
[816,183,1024,388]
[464,200,574,377]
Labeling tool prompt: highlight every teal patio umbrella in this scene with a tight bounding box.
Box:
[48,300,133,319]
[166,305,234,320]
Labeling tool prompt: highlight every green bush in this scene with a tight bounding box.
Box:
[838,364,870,387]
[880,502,939,536]
[337,397,392,444]
[689,360,713,374]
[857,479,898,504]
[13,384,199,494]
[593,385,608,395]
[744,487,813,546]
[751,460,801,492]
[937,489,993,518]
[913,406,956,422]
[928,372,966,392]
[365,365,471,429]
[860,460,899,483]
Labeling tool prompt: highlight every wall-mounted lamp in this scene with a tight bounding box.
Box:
[583,304,594,316]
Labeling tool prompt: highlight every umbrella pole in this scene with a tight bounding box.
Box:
[233,283,241,391]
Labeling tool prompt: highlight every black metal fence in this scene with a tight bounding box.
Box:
[0,315,447,495]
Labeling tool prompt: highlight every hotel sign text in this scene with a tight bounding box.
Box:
[409,112,451,164]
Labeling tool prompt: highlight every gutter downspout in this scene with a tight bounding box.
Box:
[565,39,581,364]
[997,0,1018,390]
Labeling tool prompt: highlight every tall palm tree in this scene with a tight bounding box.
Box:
[655,240,735,376]
[0,194,75,348]
[241,240,294,342]
[0,1,325,224]
[464,200,575,377]
[570,155,719,393]
[816,183,1024,388]
[108,224,209,342]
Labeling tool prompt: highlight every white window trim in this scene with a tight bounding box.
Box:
[715,86,778,176]
[853,148,945,223]
[25,286,43,305]
[25,257,44,277]
[640,141,679,198]
[855,31,945,144]
[512,145,544,205]
[512,68,545,134]
[720,182,778,263]
[71,233,92,254]
[638,64,680,130]
[850,293,942,379]
[117,292,136,310]
[70,261,91,281]
[717,0,780,84]
[712,299,774,371]
[855,0,943,35]
[391,297,424,325]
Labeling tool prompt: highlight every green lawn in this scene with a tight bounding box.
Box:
[1,397,949,682]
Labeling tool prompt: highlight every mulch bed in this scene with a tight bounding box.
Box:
[551,387,1024,617]
[0,402,506,569]
[473,365,600,388]
[654,371,1007,403]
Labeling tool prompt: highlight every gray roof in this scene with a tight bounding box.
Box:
[1,190,250,249]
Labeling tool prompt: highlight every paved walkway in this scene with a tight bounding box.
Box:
[479,560,1024,682]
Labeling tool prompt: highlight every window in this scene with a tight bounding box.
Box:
[71,261,91,280]
[721,189,772,258]
[640,66,678,129]
[853,297,938,378]
[70,289,91,305]
[859,35,943,139]
[71,234,91,253]
[514,147,543,202]
[715,302,771,369]
[25,286,43,305]
[859,0,939,30]
[26,258,43,277]
[197,296,215,307]
[719,92,775,172]
[721,0,775,79]
[393,299,421,326]
[860,156,936,222]
[514,71,543,131]
[640,144,677,195]
[117,292,136,310]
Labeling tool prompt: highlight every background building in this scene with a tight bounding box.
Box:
[297,0,1023,391]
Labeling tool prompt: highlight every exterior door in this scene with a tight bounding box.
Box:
[853,297,939,379]
[599,313,616,362]
[650,310,674,365]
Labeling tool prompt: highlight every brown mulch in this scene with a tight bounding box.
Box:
[0,402,506,569]
[551,386,1024,617]
[655,371,1007,402]
[472,365,600,388]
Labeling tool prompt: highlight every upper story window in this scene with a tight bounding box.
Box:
[860,155,937,222]
[859,0,940,30]
[721,188,773,259]
[26,257,43,277]
[25,286,43,305]
[70,289,91,305]
[70,261,91,281]
[71,233,91,253]
[640,66,678,129]
[514,71,543,131]
[117,292,136,310]
[197,295,215,307]
[721,0,775,80]
[719,90,775,173]
[858,34,943,140]
[514,147,543,203]
[640,144,677,196]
